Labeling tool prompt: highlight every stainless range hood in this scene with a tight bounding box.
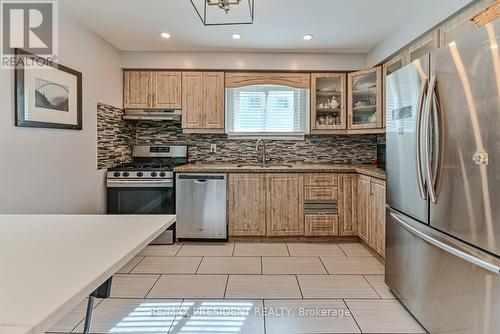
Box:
[123,109,182,121]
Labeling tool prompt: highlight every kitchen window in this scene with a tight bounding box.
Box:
[225,84,310,140]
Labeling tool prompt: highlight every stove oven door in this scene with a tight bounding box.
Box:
[106,179,175,214]
[107,179,176,244]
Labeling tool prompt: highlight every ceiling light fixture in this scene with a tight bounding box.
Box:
[190,0,255,26]
[160,32,171,39]
[303,34,313,41]
[231,33,241,40]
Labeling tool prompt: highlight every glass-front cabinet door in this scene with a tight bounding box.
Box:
[310,73,346,132]
[348,67,382,130]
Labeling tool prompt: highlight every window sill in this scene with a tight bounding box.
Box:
[226,132,306,141]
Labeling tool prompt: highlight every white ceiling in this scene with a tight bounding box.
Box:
[61,0,440,53]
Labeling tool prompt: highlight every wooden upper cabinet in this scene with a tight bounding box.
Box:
[151,72,181,109]
[182,71,224,133]
[356,175,371,243]
[370,178,386,257]
[124,71,181,109]
[439,0,494,46]
[338,174,357,236]
[228,174,266,236]
[266,173,304,236]
[225,72,310,88]
[348,67,383,130]
[182,72,204,129]
[124,71,152,109]
[406,31,439,64]
[203,72,225,129]
[311,73,347,132]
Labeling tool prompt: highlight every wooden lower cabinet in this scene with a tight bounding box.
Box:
[356,175,386,257]
[227,173,304,237]
[266,174,304,236]
[305,214,338,236]
[227,174,266,236]
[227,172,385,246]
[338,174,357,236]
[370,178,386,257]
[356,175,371,243]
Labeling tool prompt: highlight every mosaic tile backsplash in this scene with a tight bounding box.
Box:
[134,121,383,165]
[97,103,135,169]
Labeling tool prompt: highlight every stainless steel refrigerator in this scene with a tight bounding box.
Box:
[385,20,500,334]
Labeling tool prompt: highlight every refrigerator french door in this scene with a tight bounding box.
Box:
[386,54,429,223]
[428,21,500,256]
[386,20,500,334]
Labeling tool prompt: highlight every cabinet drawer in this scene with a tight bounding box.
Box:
[305,214,339,236]
[305,173,338,186]
[305,186,338,201]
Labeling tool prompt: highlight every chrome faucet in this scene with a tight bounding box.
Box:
[256,138,269,166]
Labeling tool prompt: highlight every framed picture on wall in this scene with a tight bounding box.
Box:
[15,49,82,130]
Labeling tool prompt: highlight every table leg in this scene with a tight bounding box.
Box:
[82,277,112,334]
[83,295,95,334]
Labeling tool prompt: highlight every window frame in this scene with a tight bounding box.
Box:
[225,84,310,140]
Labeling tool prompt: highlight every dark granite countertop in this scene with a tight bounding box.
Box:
[174,163,385,180]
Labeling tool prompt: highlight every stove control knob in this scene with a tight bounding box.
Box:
[137,172,144,177]
[151,172,158,177]
[113,172,121,177]
[122,172,130,177]
[159,172,166,177]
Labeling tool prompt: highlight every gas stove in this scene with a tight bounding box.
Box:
[106,145,188,245]
[106,145,187,182]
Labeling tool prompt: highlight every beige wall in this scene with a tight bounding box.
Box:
[0,9,122,214]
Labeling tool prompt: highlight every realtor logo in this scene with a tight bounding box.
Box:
[1,0,58,68]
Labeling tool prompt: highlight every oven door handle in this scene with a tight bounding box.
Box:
[107,179,174,188]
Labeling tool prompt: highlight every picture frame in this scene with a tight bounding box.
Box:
[15,49,82,130]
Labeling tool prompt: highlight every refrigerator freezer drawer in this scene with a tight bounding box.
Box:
[386,208,500,334]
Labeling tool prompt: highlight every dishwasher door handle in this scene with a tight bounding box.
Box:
[194,179,208,184]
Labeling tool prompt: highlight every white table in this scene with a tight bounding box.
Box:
[0,214,176,334]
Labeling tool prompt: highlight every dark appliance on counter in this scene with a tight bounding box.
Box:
[106,145,187,244]
[376,140,386,170]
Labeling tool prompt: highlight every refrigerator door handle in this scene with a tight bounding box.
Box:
[391,212,500,275]
[416,78,428,200]
[424,75,439,203]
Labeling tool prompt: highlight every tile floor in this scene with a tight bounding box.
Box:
[47,242,426,334]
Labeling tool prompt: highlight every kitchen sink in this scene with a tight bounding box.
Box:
[236,164,294,168]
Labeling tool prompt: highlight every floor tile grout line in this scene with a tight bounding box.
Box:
[194,256,203,274]
[128,256,145,273]
[362,274,383,299]
[105,295,383,301]
[174,243,183,256]
[231,242,235,256]
[338,243,349,257]
[168,298,185,334]
[144,274,163,299]
[318,256,331,274]
[342,298,364,333]
[295,274,304,299]
[285,243,291,256]
[260,256,263,275]
[223,274,230,299]
[118,272,384,276]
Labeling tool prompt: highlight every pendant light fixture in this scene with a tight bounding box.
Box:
[190,0,255,26]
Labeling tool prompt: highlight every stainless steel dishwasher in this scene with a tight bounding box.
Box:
[176,173,227,240]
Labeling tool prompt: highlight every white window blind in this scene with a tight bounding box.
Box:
[226,84,310,139]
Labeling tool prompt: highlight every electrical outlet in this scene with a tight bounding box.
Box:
[210,144,217,153]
